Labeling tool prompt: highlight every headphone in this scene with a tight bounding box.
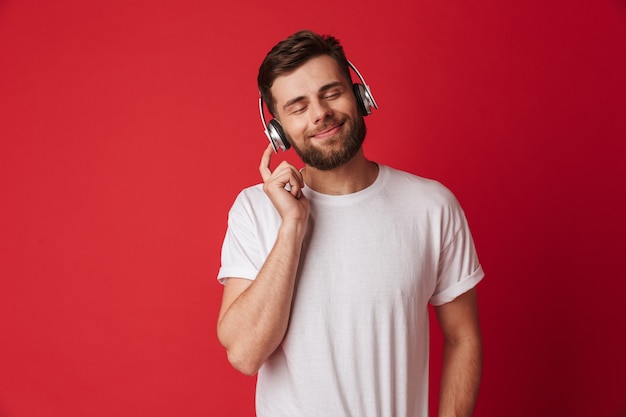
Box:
[259,60,378,153]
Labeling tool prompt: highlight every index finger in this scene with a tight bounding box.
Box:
[259,144,274,182]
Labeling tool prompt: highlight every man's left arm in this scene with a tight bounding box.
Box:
[435,287,482,417]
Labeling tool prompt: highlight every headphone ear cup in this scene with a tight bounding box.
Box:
[353,83,371,116]
[268,119,290,152]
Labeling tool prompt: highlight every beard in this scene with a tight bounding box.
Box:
[287,114,367,171]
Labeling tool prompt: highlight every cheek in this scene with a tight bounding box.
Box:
[336,98,360,119]
[282,119,308,139]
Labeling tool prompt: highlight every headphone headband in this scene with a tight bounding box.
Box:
[347,60,378,112]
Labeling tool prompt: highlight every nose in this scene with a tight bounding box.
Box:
[309,99,332,124]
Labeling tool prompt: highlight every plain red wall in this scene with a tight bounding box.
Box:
[1,1,625,416]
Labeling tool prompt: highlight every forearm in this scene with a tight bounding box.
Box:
[217,221,306,375]
[438,337,482,417]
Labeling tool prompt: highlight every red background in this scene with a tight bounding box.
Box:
[1,1,625,416]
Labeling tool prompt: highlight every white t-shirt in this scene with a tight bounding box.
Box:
[218,165,484,417]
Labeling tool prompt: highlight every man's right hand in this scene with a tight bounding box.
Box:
[259,144,310,224]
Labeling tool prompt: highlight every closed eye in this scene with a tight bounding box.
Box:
[291,105,307,115]
[319,81,345,100]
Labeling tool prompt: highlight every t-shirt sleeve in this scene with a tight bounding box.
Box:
[217,191,264,285]
[429,197,484,306]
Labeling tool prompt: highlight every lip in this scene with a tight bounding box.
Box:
[311,122,343,139]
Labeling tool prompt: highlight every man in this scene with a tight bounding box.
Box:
[217,29,484,417]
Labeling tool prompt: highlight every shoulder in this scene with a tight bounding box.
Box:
[380,165,460,208]
[229,183,275,218]
[233,183,266,206]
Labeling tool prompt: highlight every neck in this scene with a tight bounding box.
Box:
[302,150,379,195]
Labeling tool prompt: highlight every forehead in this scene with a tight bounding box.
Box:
[271,55,347,106]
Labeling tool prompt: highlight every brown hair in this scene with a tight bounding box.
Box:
[257,30,352,117]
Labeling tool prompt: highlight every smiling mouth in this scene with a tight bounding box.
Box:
[311,122,344,139]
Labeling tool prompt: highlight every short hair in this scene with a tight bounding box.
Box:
[258,29,352,117]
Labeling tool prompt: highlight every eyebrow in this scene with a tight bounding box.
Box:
[282,81,344,111]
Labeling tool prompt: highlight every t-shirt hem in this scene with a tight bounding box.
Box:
[217,267,258,285]
[429,265,485,306]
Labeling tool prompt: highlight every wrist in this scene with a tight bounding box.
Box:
[278,218,308,242]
